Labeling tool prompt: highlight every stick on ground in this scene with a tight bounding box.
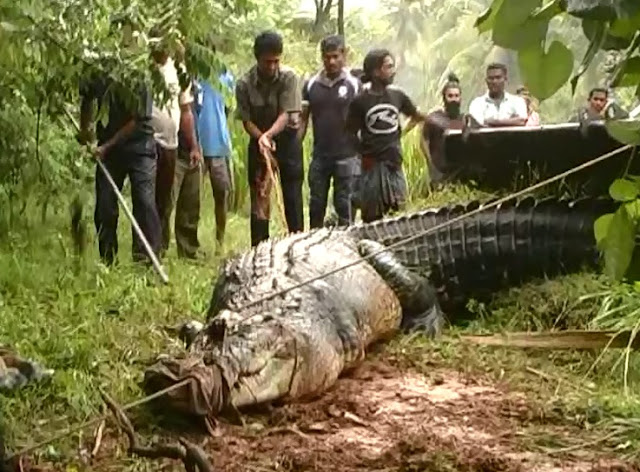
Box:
[100,391,214,472]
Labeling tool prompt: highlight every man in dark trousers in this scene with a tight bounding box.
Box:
[78,69,162,265]
[235,30,304,246]
[299,34,361,228]
[346,48,426,223]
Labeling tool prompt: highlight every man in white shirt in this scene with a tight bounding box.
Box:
[468,63,528,128]
[150,45,201,255]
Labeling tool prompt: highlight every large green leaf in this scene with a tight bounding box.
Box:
[475,0,505,33]
[594,213,614,247]
[610,9,640,38]
[518,40,574,101]
[582,17,630,50]
[605,118,640,145]
[571,20,608,93]
[566,0,640,22]
[609,178,640,202]
[611,56,640,88]
[531,0,564,22]
[601,205,636,281]
[492,0,547,51]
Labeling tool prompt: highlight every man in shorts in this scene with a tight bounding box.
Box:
[194,70,235,253]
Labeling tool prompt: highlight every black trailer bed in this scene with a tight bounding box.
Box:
[442,121,636,194]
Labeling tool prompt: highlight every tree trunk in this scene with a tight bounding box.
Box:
[338,0,344,38]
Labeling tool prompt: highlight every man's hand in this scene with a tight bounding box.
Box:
[92,144,107,161]
[258,133,275,157]
[189,148,202,167]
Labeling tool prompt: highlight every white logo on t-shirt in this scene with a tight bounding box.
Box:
[338,85,348,98]
[365,103,399,134]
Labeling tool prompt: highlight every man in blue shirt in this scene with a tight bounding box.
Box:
[174,70,234,256]
[197,71,234,252]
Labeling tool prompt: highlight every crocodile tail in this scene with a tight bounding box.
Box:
[350,196,618,311]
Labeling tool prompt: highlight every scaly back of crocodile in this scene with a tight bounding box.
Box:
[347,196,617,312]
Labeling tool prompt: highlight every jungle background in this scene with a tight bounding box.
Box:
[2,0,640,470]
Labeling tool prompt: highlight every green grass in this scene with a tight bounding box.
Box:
[3,137,640,469]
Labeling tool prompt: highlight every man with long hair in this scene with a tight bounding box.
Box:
[346,48,426,223]
[421,73,466,186]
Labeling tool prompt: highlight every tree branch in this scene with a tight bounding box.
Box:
[101,390,214,472]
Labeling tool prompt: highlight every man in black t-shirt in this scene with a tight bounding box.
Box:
[346,49,426,223]
[78,67,162,266]
[299,35,361,228]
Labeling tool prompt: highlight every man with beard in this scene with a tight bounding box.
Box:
[346,48,426,223]
[468,63,528,128]
[420,73,466,187]
[299,34,361,228]
[235,30,304,246]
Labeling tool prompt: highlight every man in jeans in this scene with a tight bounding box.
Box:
[235,30,304,246]
[78,70,162,265]
[299,34,361,228]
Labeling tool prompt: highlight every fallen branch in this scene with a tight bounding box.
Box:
[90,420,105,458]
[461,330,640,351]
[101,390,214,472]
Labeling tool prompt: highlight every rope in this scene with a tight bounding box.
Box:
[3,142,633,466]
[231,143,634,318]
[5,379,191,462]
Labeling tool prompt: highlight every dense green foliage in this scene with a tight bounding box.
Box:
[476,0,640,334]
[3,1,640,467]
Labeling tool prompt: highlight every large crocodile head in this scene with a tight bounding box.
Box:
[143,310,304,425]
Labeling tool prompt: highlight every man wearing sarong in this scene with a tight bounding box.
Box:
[235,31,304,246]
[346,49,425,223]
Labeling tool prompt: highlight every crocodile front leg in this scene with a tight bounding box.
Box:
[358,240,447,336]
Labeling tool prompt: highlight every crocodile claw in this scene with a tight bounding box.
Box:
[400,304,447,338]
[178,321,205,349]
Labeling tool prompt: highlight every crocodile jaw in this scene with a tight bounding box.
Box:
[230,356,297,409]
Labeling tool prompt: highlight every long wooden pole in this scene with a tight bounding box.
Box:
[64,107,169,284]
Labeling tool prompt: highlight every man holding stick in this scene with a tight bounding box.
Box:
[78,69,162,265]
[235,30,304,246]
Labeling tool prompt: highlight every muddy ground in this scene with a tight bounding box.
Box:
[20,353,640,472]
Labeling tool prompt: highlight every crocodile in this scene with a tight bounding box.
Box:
[142,196,617,427]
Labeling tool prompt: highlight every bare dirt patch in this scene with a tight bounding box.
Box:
[22,359,640,472]
[195,360,636,472]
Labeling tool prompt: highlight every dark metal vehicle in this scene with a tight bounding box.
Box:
[442,121,636,194]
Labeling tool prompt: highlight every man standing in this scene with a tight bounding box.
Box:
[235,30,304,246]
[421,73,466,187]
[346,49,426,223]
[299,35,361,228]
[78,69,162,265]
[149,43,201,256]
[194,70,235,254]
[468,63,528,128]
